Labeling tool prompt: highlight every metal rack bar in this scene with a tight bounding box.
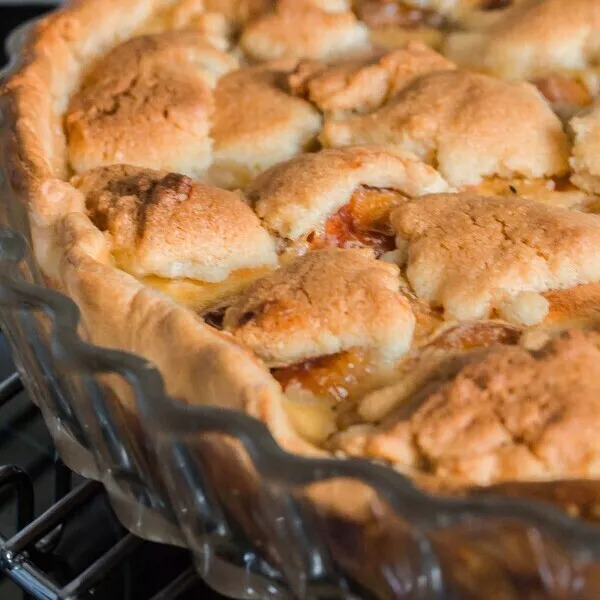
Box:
[3,480,103,555]
[2,557,61,600]
[0,363,202,600]
[58,534,142,599]
[0,464,34,534]
[0,371,23,407]
[150,568,198,600]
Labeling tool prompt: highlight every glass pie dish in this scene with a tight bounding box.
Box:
[1,8,600,600]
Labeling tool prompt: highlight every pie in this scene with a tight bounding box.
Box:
[4,0,600,523]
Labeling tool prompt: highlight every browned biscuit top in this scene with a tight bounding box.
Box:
[288,42,456,117]
[72,165,277,281]
[342,329,600,485]
[223,248,415,367]
[240,0,369,61]
[321,69,569,186]
[65,31,238,177]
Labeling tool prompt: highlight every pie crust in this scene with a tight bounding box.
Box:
[4,0,600,524]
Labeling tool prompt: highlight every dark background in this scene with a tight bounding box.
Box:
[0,3,53,64]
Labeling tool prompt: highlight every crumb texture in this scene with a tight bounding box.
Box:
[66,31,238,177]
[391,193,600,321]
[338,330,600,485]
[250,145,448,240]
[322,69,569,186]
[72,165,277,281]
[223,248,415,366]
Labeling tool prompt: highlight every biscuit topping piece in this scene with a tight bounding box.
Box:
[72,165,277,281]
[240,0,369,61]
[321,70,569,186]
[338,330,600,485]
[445,0,600,81]
[223,248,415,367]
[66,32,238,176]
[288,42,456,117]
[250,146,448,241]
[571,102,600,195]
[170,0,275,29]
[390,193,600,322]
[209,62,323,189]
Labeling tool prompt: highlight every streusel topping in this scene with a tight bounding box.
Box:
[321,69,569,185]
[250,145,448,241]
[66,31,237,177]
[223,248,415,366]
[391,193,600,322]
[335,329,600,485]
[73,165,277,281]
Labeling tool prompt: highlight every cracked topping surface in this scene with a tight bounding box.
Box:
[250,146,448,241]
[391,193,600,322]
[66,31,238,177]
[72,165,277,281]
[240,0,369,61]
[288,42,456,117]
[209,62,323,189]
[45,0,600,489]
[321,69,569,186]
[335,329,600,485]
[223,248,415,367]
[445,0,600,80]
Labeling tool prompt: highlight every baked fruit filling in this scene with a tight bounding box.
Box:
[51,0,600,491]
[532,74,593,118]
[307,186,405,255]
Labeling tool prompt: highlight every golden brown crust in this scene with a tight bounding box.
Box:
[445,0,600,80]
[66,31,238,177]
[223,248,415,366]
[335,329,600,486]
[1,0,184,279]
[391,193,600,322]
[289,42,456,117]
[56,210,319,457]
[249,145,448,240]
[321,69,570,186]
[208,61,323,189]
[570,103,600,194]
[240,0,369,61]
[72,165,277,281]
